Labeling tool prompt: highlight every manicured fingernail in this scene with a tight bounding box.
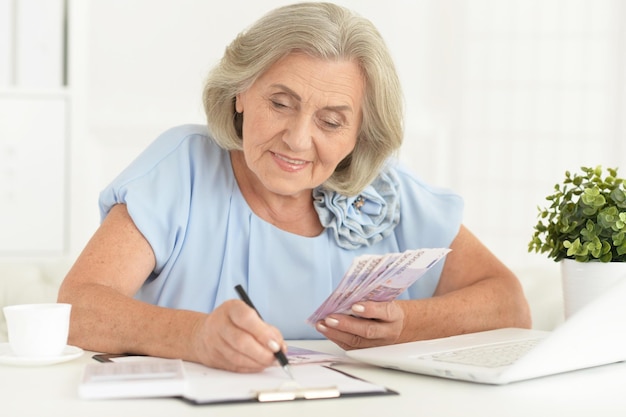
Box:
[316,323,328,332]
[325,317,339,327]
[268,340,280,352]
[352,304,365,313]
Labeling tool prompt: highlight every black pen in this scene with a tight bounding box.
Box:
[234,284,294,380]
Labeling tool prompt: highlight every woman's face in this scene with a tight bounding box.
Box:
[235,53,364,198]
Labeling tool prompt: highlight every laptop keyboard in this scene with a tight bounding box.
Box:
[419,338,541,368]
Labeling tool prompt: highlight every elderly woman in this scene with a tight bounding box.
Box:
[58,2,530,373]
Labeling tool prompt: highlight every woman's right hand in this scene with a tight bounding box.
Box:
[191,299,287,373]
[58,204,287,373]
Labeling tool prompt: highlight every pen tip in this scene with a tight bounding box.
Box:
[284,364,295,380]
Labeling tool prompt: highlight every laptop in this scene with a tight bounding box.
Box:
[347,278,626,384]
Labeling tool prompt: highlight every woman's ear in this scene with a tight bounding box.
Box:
[235,93,244,113]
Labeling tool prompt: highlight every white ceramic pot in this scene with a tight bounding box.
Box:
[560,259,626,319]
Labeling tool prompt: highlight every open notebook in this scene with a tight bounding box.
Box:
[347,278,626,385]
[79,349,396,404]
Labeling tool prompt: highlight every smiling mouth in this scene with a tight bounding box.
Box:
[273,152,306,165]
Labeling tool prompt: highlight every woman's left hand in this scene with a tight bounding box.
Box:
[315,300,406,350]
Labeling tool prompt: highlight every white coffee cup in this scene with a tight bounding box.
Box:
[2,303,71,357]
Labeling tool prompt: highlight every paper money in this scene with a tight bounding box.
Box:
[306,248,451,324]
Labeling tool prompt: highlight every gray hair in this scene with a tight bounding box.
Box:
[202,2,404,196]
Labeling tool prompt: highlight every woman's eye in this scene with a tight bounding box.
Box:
[270,99,289,109]
[317,110,345,130]
[319,114,344,129]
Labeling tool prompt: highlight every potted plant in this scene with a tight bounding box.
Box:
[528,165,626,318]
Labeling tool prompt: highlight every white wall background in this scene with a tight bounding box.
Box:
[4,0,626,275]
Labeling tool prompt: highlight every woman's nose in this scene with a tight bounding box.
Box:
[283,115,313,151]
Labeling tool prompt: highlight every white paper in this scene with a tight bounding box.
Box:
[183,363,387,404]
[79,357,388,403]
[79,359,187,400]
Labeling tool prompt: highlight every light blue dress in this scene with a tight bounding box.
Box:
[99,124,463,339]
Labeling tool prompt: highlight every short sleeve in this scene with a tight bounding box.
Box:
[98,125,211,273]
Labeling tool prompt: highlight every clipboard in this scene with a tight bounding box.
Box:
[87,354,397,405]
[181,361,396,405]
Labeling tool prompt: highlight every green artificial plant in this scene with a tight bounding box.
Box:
[529,166,626,262]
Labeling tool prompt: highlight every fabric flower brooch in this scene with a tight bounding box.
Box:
[313,169,401,249]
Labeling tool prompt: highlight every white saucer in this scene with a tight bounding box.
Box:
[0,343,84,366]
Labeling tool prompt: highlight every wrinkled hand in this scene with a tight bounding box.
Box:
[315,300,405,350]
[191,299,286,372]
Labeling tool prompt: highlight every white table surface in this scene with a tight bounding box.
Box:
[2,340,626,417]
